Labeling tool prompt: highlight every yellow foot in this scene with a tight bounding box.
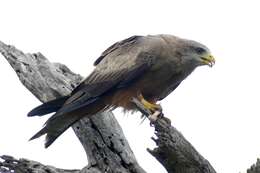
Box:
[138,94,162,113]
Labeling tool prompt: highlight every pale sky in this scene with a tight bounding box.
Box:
[0,0,260,173]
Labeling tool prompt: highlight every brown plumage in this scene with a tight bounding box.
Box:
[28,34,215,148]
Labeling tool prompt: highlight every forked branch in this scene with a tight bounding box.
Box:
[0,40,216,173]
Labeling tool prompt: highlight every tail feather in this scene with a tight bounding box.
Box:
[29,127,47,141]
[28,96,69,117]
[44,113,84,148]
[29,94,108,148]
[30,111,85,148]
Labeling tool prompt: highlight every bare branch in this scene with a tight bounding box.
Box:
[132,97,216,173]
[0,41,145,173]
[0,40,220,173]
[0,155,79,173]
[247,159,260,173]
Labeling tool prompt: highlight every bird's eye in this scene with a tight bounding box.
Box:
[194,47,205,54]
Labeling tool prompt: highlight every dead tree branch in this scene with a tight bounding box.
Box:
[0,41,145,173]
[0,40,217,173]
[247,159,260,173]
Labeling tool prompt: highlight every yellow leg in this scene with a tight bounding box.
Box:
[138,94,161,112]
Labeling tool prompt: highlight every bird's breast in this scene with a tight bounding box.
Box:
[137,62,184,100]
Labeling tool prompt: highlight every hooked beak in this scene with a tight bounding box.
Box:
[200,54,215,67]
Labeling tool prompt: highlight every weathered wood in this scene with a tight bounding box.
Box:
[247,159,260,173]
[0,41,145,173]
[0,155,79,173]
[148,117,216,173]
[132,98,216,173]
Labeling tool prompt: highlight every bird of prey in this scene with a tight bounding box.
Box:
[28,34,215,148]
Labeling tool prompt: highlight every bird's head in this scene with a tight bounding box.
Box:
[176,38,215,68]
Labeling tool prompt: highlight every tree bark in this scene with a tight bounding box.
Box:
[0,40,218,173]
[247,159,260,173]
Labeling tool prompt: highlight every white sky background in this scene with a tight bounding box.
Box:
[0,0,260,172]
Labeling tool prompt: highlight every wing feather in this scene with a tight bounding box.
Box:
[54,37,153,116]
[56,64,149,116]
[29,35,159,147]
[93,35,142,66]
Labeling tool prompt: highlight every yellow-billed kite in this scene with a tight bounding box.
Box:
[28,34,215,148]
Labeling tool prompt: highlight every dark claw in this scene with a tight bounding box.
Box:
[158,112,164,118]
[149,111,164,126]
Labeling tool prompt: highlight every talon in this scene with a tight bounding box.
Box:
[138,94,162,112]
[148,110,162,123]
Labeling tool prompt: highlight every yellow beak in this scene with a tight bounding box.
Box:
[200,54,215,67]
